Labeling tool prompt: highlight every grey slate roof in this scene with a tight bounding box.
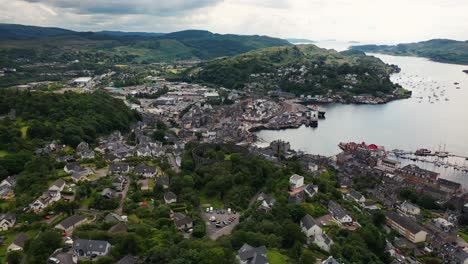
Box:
[328,201,350,220]
[134,164,157,175]
[348,190,364,201]
[11,233,28,248]
[109,163,129,173]
[238,243,269,264]
[386,211,424,234]
[73,239,110,254]
[164,191,177,201]
[56,215,87,230]
[301,214,317,230]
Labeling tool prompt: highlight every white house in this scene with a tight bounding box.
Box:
[328,201,353,224]
[49,179,66,192]
[0,213,16,231]
[314,233,334,252]
[399,201,421,215]
[347,190,365,203]
[289,174,304,189]
[164,192,177,204]
[300,214,322,238]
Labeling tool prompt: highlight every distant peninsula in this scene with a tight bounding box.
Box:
[287,38,316,44]
[351,39,468,65]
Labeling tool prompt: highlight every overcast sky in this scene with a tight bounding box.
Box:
[1,0,467,43]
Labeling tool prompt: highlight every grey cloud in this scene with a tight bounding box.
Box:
[21,0,224,15]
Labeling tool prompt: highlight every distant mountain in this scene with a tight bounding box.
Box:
[97,30,166,37]
[0,24,291,63]
[0,23,76,40]
[180,44,401,97]
[286,38,316,44]
[351,39,468,65]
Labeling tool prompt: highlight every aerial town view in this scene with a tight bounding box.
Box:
[0,0,468,264]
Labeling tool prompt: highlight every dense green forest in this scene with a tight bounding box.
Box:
[180,45,400,96]
[0,90,138,177]
[351,39,468,65]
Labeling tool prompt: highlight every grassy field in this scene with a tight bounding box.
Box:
[0,150,8,157]
[267,250,289,264]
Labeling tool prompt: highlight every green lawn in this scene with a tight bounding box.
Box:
[267,250,289,264]
[459,231,468,243]
[199,193,224,209]
[0,150,8,157]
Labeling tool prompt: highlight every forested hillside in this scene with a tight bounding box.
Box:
[180,45,401,96]
[351,39,468,65]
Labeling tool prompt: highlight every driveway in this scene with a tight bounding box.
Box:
[116,177,131,214]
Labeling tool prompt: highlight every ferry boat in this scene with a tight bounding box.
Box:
[415,149,431,156]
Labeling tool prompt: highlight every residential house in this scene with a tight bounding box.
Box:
[109,222,128,234]
[257,193,276,212]
[73,239,111,258]
[30,180,65,212]
[76,142,90,153]
[173,213,193,230]
[0,184,14,199]
[112,176,127,192]
[109,163,130,174]
[8,233,28,252]
[104,213,127,223]
[134,164,157,178]
[304,184,318,198]
[0,175,17,188]
[399,201,421,215]
[80,150,95,160]
[64,163,82,174]
[155,176,170,189]
[300,214,322,238]
[55,215,87,233]
[164,192,177,204]
[236,243,269,264]
[56,155,75,163]
[386,211,427,243]
[0,213,16,231]
[328,201,353,224]
[102,188,118,199]
[289,174,304,189]
[288,191,305,204]
[103,153,120,162]
[71,168,93,182]
[347,190,365,203]
[49,179,66,192]
[314,233,334,252]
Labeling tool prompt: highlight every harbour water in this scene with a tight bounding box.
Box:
[257,43,468,186]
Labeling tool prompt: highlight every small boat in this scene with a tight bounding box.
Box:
[456,87,461,89]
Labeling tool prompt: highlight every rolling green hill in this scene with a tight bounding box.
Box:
[351,39,468,65]
[0,24,291,64]
[180,44,401,96]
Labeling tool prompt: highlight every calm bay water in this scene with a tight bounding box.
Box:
[257,44,468,185]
